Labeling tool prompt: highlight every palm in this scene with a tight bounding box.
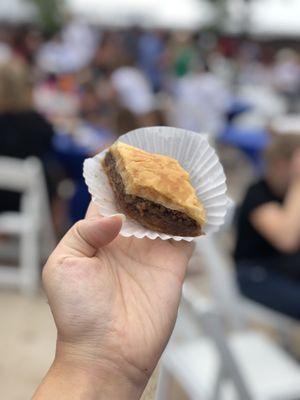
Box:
[47,233,191,378]
[92,235,189,374]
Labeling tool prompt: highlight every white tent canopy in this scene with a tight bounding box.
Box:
[227,0,300,37]
[0,0,36,22]
[66,0,215,29]
[249,0,300,37]
[1,0,300,36]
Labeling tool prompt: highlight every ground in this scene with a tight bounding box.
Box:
[0,291,164,400]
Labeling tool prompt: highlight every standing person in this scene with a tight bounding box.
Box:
[53,80,116,223]
[137,30,166,93]
[273,49,300,113]
[173,61,230,136]
[0,58,54,212]
[169,32,198,78]
[234,134,300,319]
[111,54,155,126]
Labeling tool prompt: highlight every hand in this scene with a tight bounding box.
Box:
[290,149,300,181]
[34,203,193,399]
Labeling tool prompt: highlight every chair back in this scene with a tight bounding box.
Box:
[200,308,253,400]
[181,285,253,400]
[0,156,55,251]
[196,202,247,329]
[0,157,39,191]
[198,235,244,328]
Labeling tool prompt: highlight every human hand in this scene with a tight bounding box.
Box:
[35,202,193,399]
[290,149,300,181]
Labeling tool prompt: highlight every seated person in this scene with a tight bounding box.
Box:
[234,134,300,320]
[0,58,54,213]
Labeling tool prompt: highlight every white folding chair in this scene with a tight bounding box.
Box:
[198,225,298,339]
[0,157,55,294]
[156,284,300,400]
[192,200,298,335]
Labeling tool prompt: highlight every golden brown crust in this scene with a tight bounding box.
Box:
[109,142,206,227]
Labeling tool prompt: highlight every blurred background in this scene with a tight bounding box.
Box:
[0,0,300,399]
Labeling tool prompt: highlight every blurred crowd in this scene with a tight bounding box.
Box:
[0,19,300,232]
[3,18,300,394]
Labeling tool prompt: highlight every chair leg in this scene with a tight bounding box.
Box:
[40,178,56,260]
[155,364,173,400]
[41,208,56,260]
[20,228,40,295]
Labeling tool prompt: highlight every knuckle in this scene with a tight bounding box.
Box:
[73,219,85,233]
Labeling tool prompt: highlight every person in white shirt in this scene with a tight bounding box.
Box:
[111,54,155,117]
[173,63,231,136]
[273,49,300,112]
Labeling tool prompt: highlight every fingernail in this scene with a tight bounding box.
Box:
[110,213,126,223]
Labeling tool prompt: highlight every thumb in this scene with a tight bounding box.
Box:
[57,214,125,257]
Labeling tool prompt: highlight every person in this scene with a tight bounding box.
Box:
[169,32,198,78]
[137,30,166,93]
[173,61,230,136]
[110,54,155,121]
[33,203,193,399]
[52,80,116,223]
[37,19,97,75]
[234,134,300,319]
[273,49,300,113]
[0,58,54,212]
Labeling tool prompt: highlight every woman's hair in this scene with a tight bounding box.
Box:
[265,134,300,165]
[0,58,32,112]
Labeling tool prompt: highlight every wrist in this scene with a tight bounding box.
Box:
[52,340,147,400]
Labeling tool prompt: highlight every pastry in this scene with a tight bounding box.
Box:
[103,142,205,236]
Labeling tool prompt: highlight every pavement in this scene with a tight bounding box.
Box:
[0,290,165,400]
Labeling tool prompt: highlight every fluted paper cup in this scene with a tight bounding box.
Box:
[83,126,228,241]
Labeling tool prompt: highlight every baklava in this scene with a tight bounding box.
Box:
[103,142,205,236]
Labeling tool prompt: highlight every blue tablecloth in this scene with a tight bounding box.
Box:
[220,125,270,170]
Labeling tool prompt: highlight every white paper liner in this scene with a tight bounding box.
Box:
[83,126,228,241]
